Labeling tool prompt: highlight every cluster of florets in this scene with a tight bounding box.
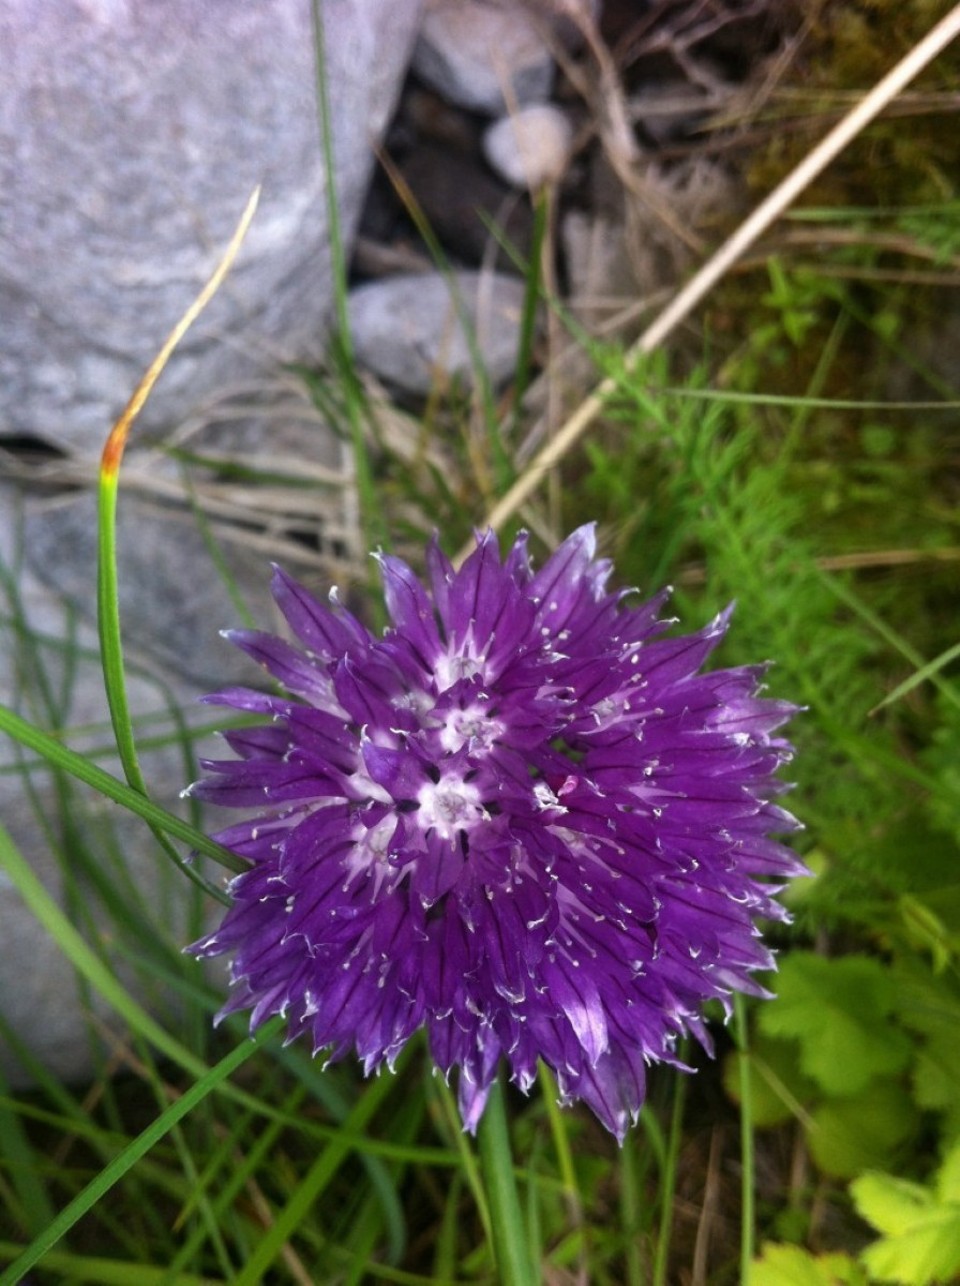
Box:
[189,526,802,1140]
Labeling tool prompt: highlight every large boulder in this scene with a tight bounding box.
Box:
[0,0,424,455]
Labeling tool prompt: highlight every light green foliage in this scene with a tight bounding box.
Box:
[759,953,913,1097]
[749,1242,867,1286]
[730,954,926,1178]
[852,1141,960,1284]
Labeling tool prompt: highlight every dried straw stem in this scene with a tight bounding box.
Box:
[455,2,960,566]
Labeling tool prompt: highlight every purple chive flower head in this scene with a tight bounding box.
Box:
[188,526,803,1141]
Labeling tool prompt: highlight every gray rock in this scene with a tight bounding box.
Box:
[22,487,276,687]
[0,487,212,1087]
[0,0,423,1086]
[412,0,555,115]
[348,271,529,396]
[483,104,573,189]
[0,0,423,456]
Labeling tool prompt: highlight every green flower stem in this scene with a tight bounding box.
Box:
[477,1076,538,1286]
[735,994,756,1273]
[653,1054,689,1286]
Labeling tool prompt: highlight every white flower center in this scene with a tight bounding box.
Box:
[417,776,482,841]
[434,626,489,693]
[437,703,502,755]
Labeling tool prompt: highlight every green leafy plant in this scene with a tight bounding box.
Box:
[852,1140,960,1285]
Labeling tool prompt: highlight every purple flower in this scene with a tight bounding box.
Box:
[188,526,803,1140]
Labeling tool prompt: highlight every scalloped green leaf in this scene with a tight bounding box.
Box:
[748,1242,867,1286]
[852,1172,932,1236]
[759,952,912,1095]
[890,963,960,1133]
[851,1141,960,1284]
[912,1026,960,1124]
[807,1080,918,1179]
[860,1207,960,1286]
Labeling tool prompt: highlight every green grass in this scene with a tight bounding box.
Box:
[3,4,960,1282]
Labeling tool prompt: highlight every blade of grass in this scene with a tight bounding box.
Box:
[0,712,256,780]
[871,640,960,714]
[0,1018,280,1285]
[96,189,258,889]
[822,575,960,716]
[132,1041,236,1280]
[375,145,514,496]
[734,995,756,1275]
[270,1046,410,1264]
[429,1071,492,1247]
[618,1130,645,1286]
[231,1061,401,1286]
[651,1058,688,1286]
[433,1172,465,1282]
[342,1188,396,1286]
[537,1062,585,1274]
[0,1244,220,1286]
[663,389,960,412]
[0,704,244,877]
[0,1066,57,1239]
[477,1076,537,1286]
[510,187,549,437]
[161,1103,291,1284]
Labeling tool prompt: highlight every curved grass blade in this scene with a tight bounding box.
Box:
[0,704,244,877]
[0,1245,218,1286]
[97,189,259,887]
[871,639,960,715]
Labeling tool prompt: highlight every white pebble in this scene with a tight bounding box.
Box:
[483,105,573,190]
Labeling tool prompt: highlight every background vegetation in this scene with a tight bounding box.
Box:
[2,2,960,1282]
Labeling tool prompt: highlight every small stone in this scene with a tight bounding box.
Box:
[483,105,573,189]
[412,0,555,115]
[348,271,529,396]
